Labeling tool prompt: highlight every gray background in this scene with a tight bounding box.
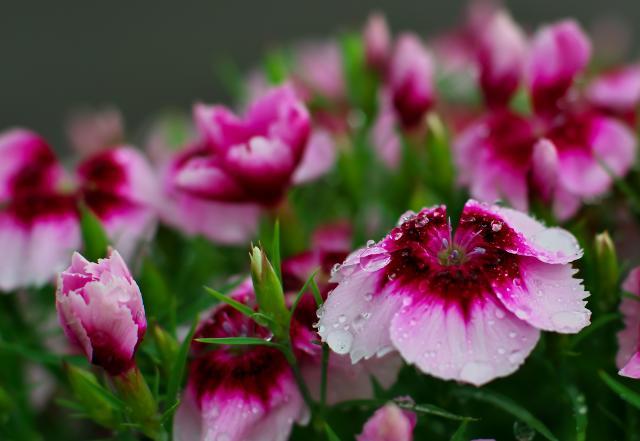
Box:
[2,0,639,149]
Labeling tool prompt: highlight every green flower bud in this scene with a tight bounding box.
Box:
[250,246,289,339]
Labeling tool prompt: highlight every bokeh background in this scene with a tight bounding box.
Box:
[3,0,640,150]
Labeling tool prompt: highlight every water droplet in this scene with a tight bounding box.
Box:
[397,210,417,226]
[508,350,523,364]
[316,306,325,319]
[513,421,536,441]
[392,231,403,240]
[402,297,413,307]
[326,329,354,354]
[578,406,587,415]
[338,314,346,324]
[532,228,580,258]
[491,221,503,232]
[509,332,517,339]
[515,309,528,319]
[366,239,376,247]
[459,361,494,385]
[364,292,373,302]
[330,263,341,277]
[359,247,391,272]
[495,309,506,319]
[497,347,506,355]
[416,216,430,227]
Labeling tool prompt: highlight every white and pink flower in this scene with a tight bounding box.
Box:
[317,200,590,386]
[617,268,640,378]
[56,250,146,376]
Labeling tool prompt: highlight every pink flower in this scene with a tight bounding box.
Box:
[56,250,146,376]
[357,403,416,441]
[454,19,637,220]
[587,64,640,124]
[370,89,402,170]
[318,200,590,386]
[364,13,392,73]
[0,129,80,291]
[175,224,401,440]
[173,283,308,441]
[170,84,311,206]
[293,41,346,103]
[476,11,527,107]
[389,34,435,128]
[527,20,591,117]
[66,107,125,157]
[617,268,640,378]
[77,148,160,260]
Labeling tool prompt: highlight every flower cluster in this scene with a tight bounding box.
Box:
[3,2,640,441]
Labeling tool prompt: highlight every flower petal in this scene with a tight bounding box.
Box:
[617,268,640,378]
[357,403,416,441]
[318,269,404,363]
[491,256,590,333]
[292,129,336,184]
[587,64,640,112]
[390,293,539,386]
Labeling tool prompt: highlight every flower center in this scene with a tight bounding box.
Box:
[438,244,467,266]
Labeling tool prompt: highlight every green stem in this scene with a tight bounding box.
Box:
[281,343,315,413]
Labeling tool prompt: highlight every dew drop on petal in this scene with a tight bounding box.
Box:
[359,247,391,272]
[514,309,529,320]
[509,331,517,339]
[532,228,580,258]
[366,239,376,247]
[491,221,503,232]
[326,329,354,354]
[459,361,494,385]
[338,314,346,324]
[495,309,506,319]
[364,292,373,302]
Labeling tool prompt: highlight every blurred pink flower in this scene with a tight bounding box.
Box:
[617,268,640,378]
[318,200,590,386]
[66,107,124,157]
[364,13,392,73]
[56,250,146,376]
[0,129,80,291]
[454,19,638,220]
[389,34,435,128]
[293,41,346,103]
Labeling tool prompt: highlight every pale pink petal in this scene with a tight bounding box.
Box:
[466,200,583,264]
[587,64,640,112]
[318,269,404,363]
[617,268,640,378]
[292,129,336,184]
[99,206,157,262]
[357,403,416,441]
[66,107,124,156]
[552,185,582,221]
[491,256,590,333]
[294,42,345,101]
[175,376,307,441]
[390,294,539,386]
[161,191,260,245]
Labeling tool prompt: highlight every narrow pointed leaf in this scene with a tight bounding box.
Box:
[195,337,282,349]
[204,286,255,318]
[325,424,342,441]
[599,370,640,410]
[450,420,469,441]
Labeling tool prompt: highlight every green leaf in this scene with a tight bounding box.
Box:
[324,423,342,441]
[264,50,290,85]
[288,269,319,321]
[80,206,110,261]
[195,337,282,349]
[272,220,282,284]
[455,388,559,441]
[566,385,588,441]
[599,370,640,410]
[449,420,469,441]
[139,258,173,324]
[165,316,198,431]
[395,400,477,422]
[204,286,257,319]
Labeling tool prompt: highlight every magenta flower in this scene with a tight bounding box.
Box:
[587,63,640,124]
[317,200,590,386]
[476,11,527,108]
[357,403,416,441]
[389,34,435,128]
[168,84,310,206]
[175,224,401,441]
[0,129,80,291]
[77,148,160,260]
[617,268,640,378]
[56,250,146,376]
[454,20,638,220]
[363,13,392,73]
[174,281,306,441]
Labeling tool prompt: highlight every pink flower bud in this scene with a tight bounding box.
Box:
[364,13,392,72]
[56,250,146,376]
[357,403,416,441]
[389,33,435,128]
